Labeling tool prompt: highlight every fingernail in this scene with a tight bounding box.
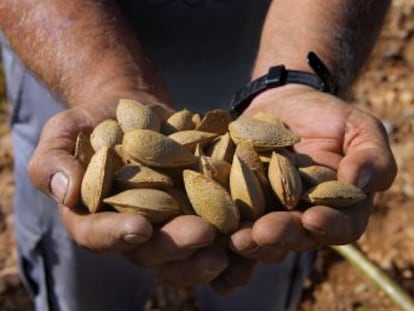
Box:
[304,224,326,237]
[241,244,260,255]
[123,233,148,245]
[50,172,68,204]
[357,167,373,189]
[184,240,213,250]
[229,240,259,254]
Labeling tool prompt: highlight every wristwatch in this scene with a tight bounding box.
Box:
[230,51,337,116]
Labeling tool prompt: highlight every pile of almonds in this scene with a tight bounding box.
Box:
[76,99,367,234]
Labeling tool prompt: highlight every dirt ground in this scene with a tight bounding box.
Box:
[1,1,414,310]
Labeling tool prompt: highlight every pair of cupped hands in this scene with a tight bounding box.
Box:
[28,84,397,295]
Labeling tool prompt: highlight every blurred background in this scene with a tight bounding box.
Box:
[0,0,414,310]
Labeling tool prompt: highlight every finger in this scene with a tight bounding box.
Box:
[228,222,257,254]
[294,141,343,170]
[339,111,397,192]
[59,205,153,252]
[28,109,95,208]
[123,215,217,267]
[338,142,397,192]
[209,255,256,296]
[301,195,373,245]
[159,245,229,287]
[230,212,317,256]
[230,225,286,262]
[251,212,318,252]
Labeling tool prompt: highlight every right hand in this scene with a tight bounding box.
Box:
[27,100,229,285]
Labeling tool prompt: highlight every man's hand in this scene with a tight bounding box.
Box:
[228,84,397,262]
[27,103,229,285]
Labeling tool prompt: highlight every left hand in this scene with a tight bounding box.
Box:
[225,84,397,266]
[166,85,398,295]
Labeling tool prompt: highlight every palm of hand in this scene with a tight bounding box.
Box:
[246,87,352,170]
[228,85,397,259]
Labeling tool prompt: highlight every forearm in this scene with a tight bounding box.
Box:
[253,0,390,95]
[0,0,167,110]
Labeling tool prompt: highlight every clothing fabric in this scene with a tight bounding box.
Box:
[0,1,313,310]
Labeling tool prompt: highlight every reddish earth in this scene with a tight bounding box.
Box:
[1,1,414,310]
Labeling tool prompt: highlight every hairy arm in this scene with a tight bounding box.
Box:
[253,0,391,95]
[226,0,396,272]
[0,0,168,112]
[0,0,228,284]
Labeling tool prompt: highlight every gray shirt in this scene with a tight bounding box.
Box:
[119,0,270,111]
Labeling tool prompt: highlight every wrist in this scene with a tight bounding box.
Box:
[244,84,316,115]
[231,52,336,116]
[70,64,168,103]
[64,58,172,119]
[72,82,171,126]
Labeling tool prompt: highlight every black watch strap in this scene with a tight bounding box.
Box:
[230,51,337,116]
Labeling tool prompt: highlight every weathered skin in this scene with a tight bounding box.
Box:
[0,0,396,295]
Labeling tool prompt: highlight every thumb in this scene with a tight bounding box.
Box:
[338,140,397,193]
[28,109,93,208]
